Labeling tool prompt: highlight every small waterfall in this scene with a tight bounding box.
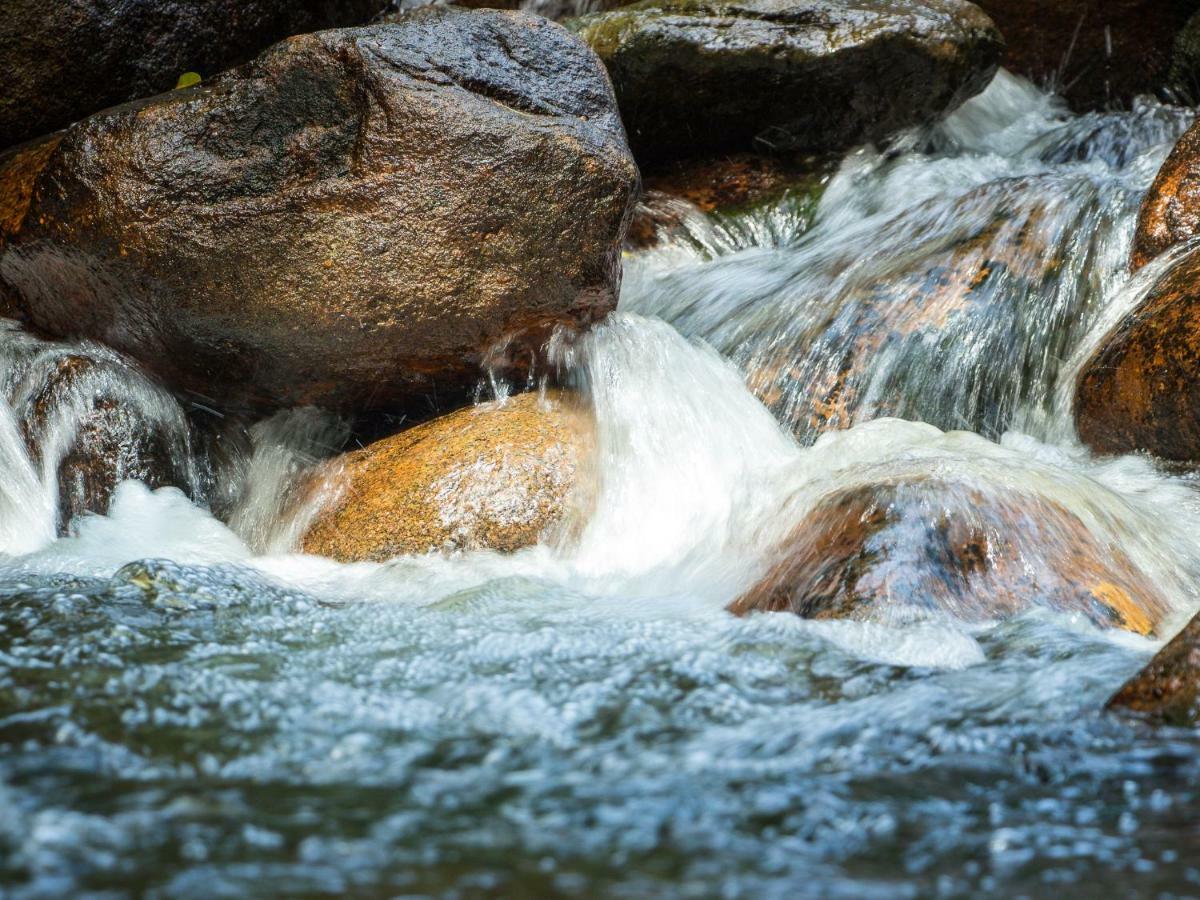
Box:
[624,72,1195,445]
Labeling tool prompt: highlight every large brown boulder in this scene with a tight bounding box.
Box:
[301,392,593,561]
[1109,611,1200,725]
[570,0,1002,166]
[1075,248,1200,463]
[972,0,1200,111]
[1132,119,1200,271]
[0,0,388,152]
[0,9,639,416]
[730,477,1170,635]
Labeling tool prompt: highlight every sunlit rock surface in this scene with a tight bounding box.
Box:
[1076,248,1200,464]
[0,8,639,415]
[571,0,1001,164]
[302,392,593,561]
[1132,119,1200,270]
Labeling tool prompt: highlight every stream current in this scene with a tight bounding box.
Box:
[5,73,1200,896]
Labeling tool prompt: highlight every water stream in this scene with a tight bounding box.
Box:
[5,72,1200,895]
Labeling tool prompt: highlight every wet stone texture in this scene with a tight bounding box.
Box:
[730,477,1171,635]
[1109,611,1200,725]
[570,0,1002,165]
[1075,248,1200,463]
[0,0,387,150]
[1132,119,1200,271]
[0,8,639,416]
[302,392,594,561]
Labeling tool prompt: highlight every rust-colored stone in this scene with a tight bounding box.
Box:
[1132,119,1200,271]
[729,477,1170,635]
[1075,247,1200,462]
[0,137,61,243]
[1108,611,1200,725]
[301,391,593,562]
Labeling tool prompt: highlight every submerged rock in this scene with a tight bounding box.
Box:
[0,9,639,416]
[1075,249,1200,463]
[1108,612,1200,726]
[14,348,194,533]
[301,391,593,561]
[972,0,1199,111]
[730,477,1169,635]
[570,0,1002,165]
[1132,120,1200,271]
[0,0,388,151]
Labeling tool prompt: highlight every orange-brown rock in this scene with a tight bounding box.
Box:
[973,0,1199,111]
[1132,119,1200,271]
[1075,248,1200,462]
[301,392,593,562]
[730,477,1170,635]
[1108,611,1200,725]
[0,9,639,416]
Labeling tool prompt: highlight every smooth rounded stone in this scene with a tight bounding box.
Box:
[1108,612,1200,726]
[973,0,1198,111]
[16,351,194,533]
[301,391,594,562]
[570,0,1002,165]
[729,477,1170,635]
[1132,119,1200,271]
[0,0,388,151]
[1075,249,1200,463]
[0,8,639,416]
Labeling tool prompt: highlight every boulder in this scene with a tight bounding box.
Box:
[1075,248,1200,463]
[570,0,1002,165]
[972,0,1200,111]
[0,8,639,416]
[0,0,387,151]
[1108,611,1200,725]
[300,391,593,561]
[1132,119,1200,271]
[13,347,194,532]
[729,477,1170,635]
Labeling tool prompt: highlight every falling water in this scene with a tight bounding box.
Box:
[6,72,1200,894]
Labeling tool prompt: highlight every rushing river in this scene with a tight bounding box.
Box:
[6,72,1200,896]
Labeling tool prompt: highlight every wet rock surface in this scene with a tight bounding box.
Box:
[973,0,1200,111]
[1075,248,1200,463]
[1132,119,1200,271]
[301,392,593,562]
[1109,611,1200,726]
[0,0,388,151]
[730,477,1170,635]
[0,8,639,416]
[570,0,1002,165]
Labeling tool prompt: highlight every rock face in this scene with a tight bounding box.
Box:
[729,478,1170,635]
[0,9,639,415]
[0,0,387,151]
[301,392,593,561]
[1132,120,1200,271]
[570,0,1002,165]
[1109,612,1200,725]
[1075,249,1200,463]
[973,0,1200,111]
[11,346,194,532]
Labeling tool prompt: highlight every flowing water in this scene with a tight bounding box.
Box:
[6,72,1200,896]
